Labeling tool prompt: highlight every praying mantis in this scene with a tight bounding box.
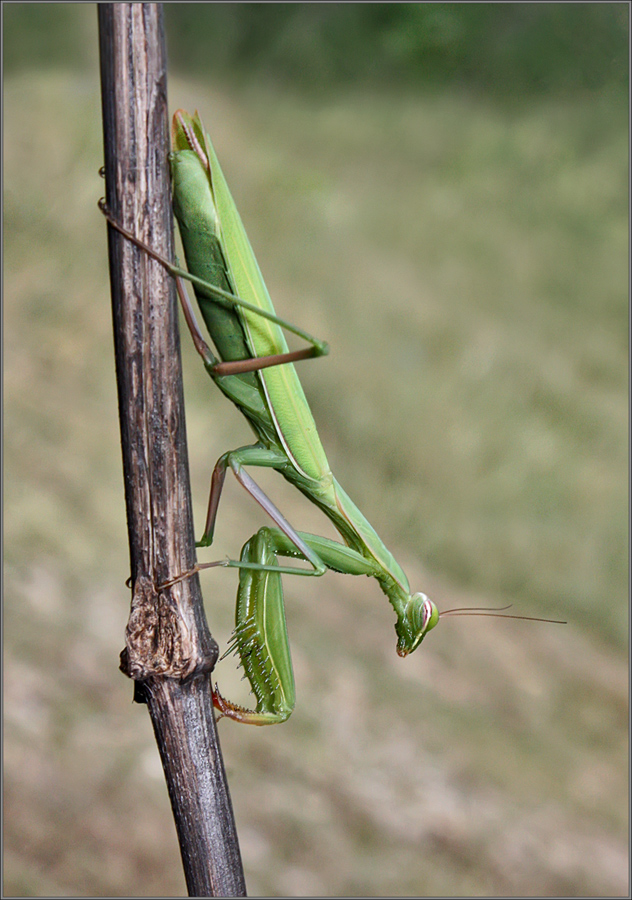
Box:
[102,110,564,725]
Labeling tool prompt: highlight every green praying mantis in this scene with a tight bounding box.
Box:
[101,109,565,725]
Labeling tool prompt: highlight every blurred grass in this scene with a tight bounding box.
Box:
[4,41,628,900]
[166,5,629,96]
[6,4,627,96]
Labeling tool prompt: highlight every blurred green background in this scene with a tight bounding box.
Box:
[4,4,628,896]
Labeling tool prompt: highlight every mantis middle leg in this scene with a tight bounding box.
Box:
[198,443,328,577]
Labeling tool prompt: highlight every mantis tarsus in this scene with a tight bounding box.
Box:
[102,110,565,725]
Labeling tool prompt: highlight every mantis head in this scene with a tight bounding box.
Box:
[396,596,566,656]
[396,593,439,656]
[172,109,211,171]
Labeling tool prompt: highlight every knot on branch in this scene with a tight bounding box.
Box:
[120,574,203,681]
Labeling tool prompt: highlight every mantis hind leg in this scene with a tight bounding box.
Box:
[99,202,328,370]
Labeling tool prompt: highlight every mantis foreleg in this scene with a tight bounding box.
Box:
[214,526,381,724]
[213,527,294,725]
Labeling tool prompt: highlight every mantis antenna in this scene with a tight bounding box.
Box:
[438,604,567,625]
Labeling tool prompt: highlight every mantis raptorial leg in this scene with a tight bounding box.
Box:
[213,526,383,724]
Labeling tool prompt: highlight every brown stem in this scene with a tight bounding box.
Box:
[97,4,246,895]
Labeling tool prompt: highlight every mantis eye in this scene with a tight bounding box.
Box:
[397,593,439,656]
[416,594,440,635]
